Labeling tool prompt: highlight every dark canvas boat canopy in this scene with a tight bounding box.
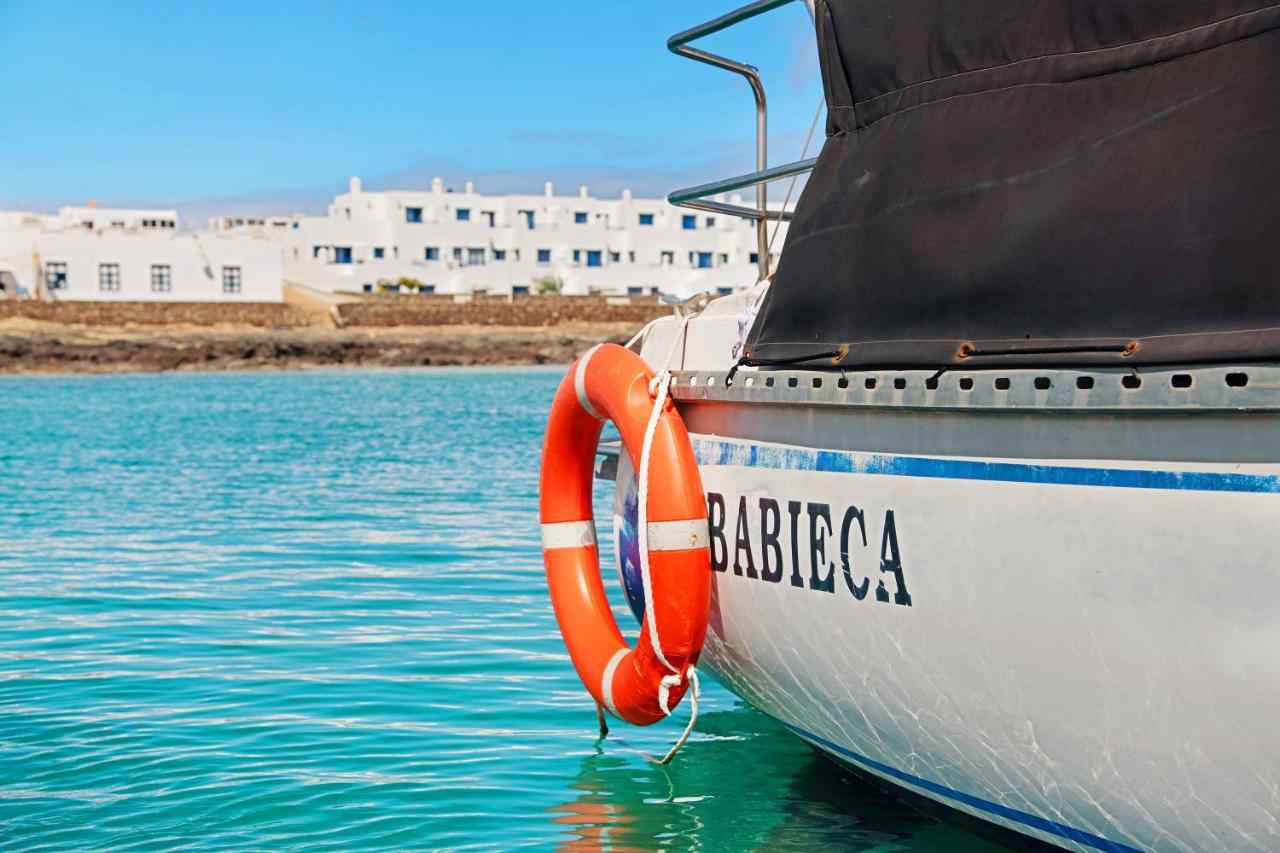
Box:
[746,0,1280,368]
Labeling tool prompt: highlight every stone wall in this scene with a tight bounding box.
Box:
[0,295,672,328]
[333,294,670,327]
[0,300,312,327]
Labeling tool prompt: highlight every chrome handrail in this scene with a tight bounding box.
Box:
[667,0,817,279]
[667,158,819,222]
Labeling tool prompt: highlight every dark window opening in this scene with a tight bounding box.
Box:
[221,266,242,294]
[150,264,171,293]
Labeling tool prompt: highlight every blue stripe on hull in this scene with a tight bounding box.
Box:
[693,437,1280,494]
[770,716,1141,853]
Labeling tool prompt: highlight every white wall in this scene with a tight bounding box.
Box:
[258,178,786,298]
[0,208,282,302]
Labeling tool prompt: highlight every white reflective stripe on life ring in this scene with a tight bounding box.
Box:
[541,520,597,551]
[646,518,710,552]
[573,344,605,421]
[599,646,627,719]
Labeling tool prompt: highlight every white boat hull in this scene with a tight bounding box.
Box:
[615,383,1280,851]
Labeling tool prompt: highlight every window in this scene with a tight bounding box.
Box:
[520,210,535,228]
[150,264,171,293]
[705,217,716,228]
[406,207,423,223]
[483,211,495,227]
[373,247,385,259]
[467,247,486,266]
[452,247,463,262]
[493,249,506,261]
[609,251,620,263]
[574,211,588,224]
[660,250,674,265]
[627,286,644,295]
[425,246,439,261]
[333,246,352,264]
[572,249,581,263]
[221,266,242,293]
[697,252,713,269]
[512,284,530,295]
[98,263,120,292]
[682,215,696,230]
[455,208,470,222]
[45,262,67,290]
[717,286,733,296]
[718,253,729,264]
[362,283,373,293]
[638,213,654,226]
[586,250,602,268]
[628,251,636,262]
[749,252,760,264]
[419,284,436,294]
[537,248,551,264]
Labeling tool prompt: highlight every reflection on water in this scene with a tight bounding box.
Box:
[0,368,1003,850]
[552,709,1005,851]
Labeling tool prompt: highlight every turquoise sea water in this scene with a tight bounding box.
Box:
[0,368,1002,851]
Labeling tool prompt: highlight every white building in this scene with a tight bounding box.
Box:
[220,177,787,298]
[0,207,282,302]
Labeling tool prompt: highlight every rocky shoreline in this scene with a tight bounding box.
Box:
[0,318,640,374]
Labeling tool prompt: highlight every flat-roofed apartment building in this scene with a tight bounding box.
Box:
[0,207,282,302]
[215,177,788,298]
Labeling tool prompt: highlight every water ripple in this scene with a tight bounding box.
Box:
[0,369,997,851]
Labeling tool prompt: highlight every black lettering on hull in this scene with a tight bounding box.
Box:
[700,490,913,608]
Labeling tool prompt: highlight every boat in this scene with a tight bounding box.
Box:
[541,1,1280,850]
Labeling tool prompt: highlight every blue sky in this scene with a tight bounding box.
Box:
[0,1,824,218]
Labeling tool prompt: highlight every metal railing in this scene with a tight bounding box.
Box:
[667,0,818,280]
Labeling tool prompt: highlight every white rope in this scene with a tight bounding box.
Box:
[635,316,690,677]
[658,671,684,716]
[624,318,659,351]
[653,667,700,765]
[634,317,705,766]
[600,315,700,764]
[765,96,826,276]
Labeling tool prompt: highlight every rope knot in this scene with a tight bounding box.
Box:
[648,371,674,398]
[658,671,685,717]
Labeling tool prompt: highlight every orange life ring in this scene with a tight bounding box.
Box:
[539,343,711,726]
